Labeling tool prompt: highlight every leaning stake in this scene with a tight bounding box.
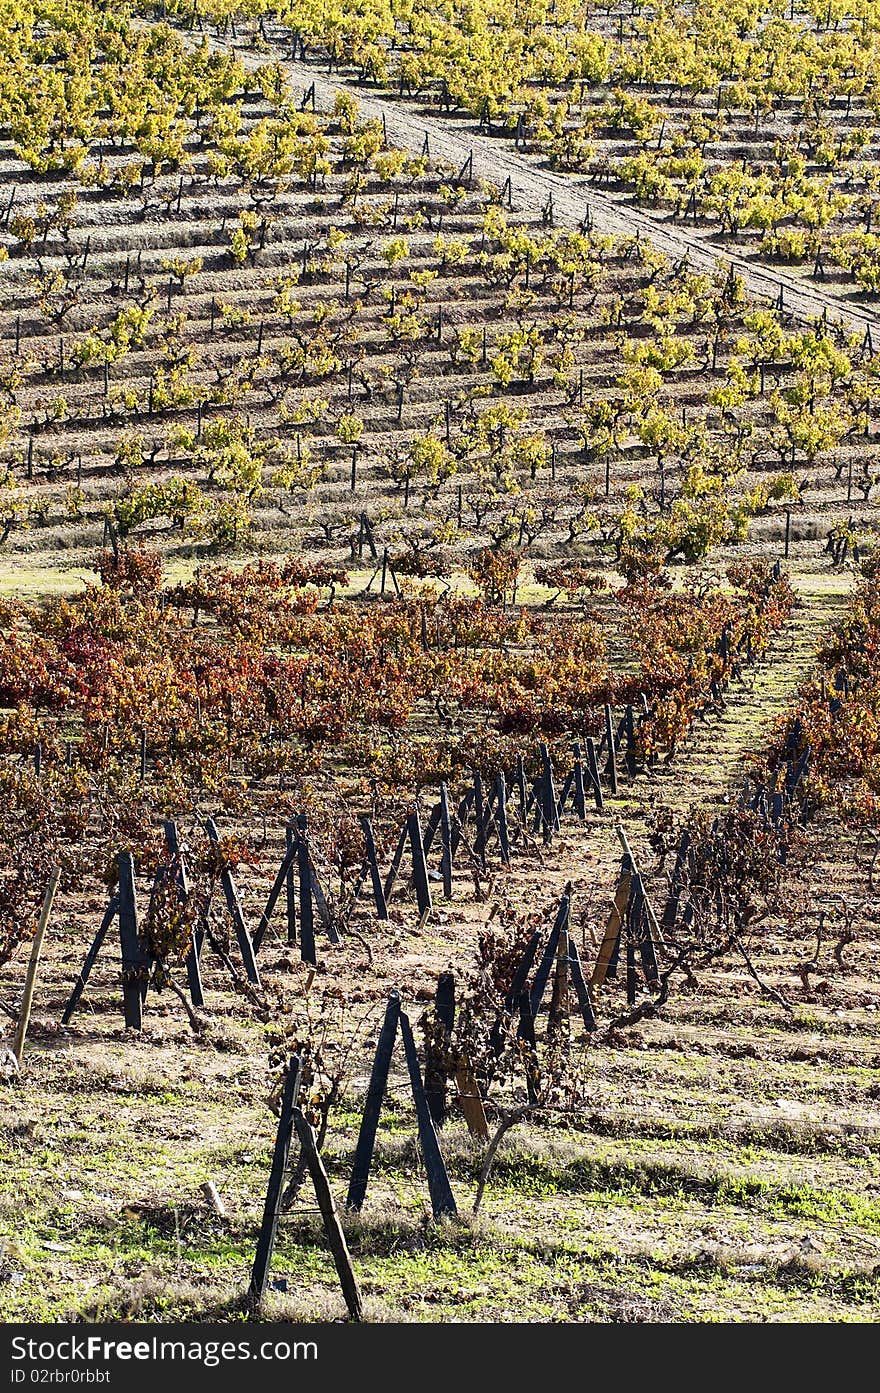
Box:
[347,992,400,1211]
[248,1055,302,1312]
[12,867,61,1065]
[399,1012,457,1219]
[615,824,664,947]
[292,1108,363,1321]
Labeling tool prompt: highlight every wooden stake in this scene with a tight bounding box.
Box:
[292,1107,363,1320]
[615,824,664,947]
[296,814,316,966]
[591,860,632,988]
[12,868,61,1063]
[517,992,539,1102]
[118,852,148,1029]
[439,784,453,898]
[631,872,659,985]
[549,920,570,1034]
[539,742,559,838]
[347,993,400,1211]
[425,972,454,1126]
[567,939,596,1031]
[163,820,203,1008]
[247,1055,301,1312]
[572,742,587,820]
[604,704,618,795]
[285,821,297,945]
[407,810,432,919]
[252,843,297,954]
[624,705,637,778]
[382,821,409,903]
[490,927,542,1057]
[494,771,511,866]
[529,888,570,1017]
[358,815,389,920]
[661,829,691,936]
[472,768,486,867]
[61,896,119,1025]
[204,818,261,984]
[201,1180,226,1218]
[454,1060,490,1141]
[400,1012,457,1219]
